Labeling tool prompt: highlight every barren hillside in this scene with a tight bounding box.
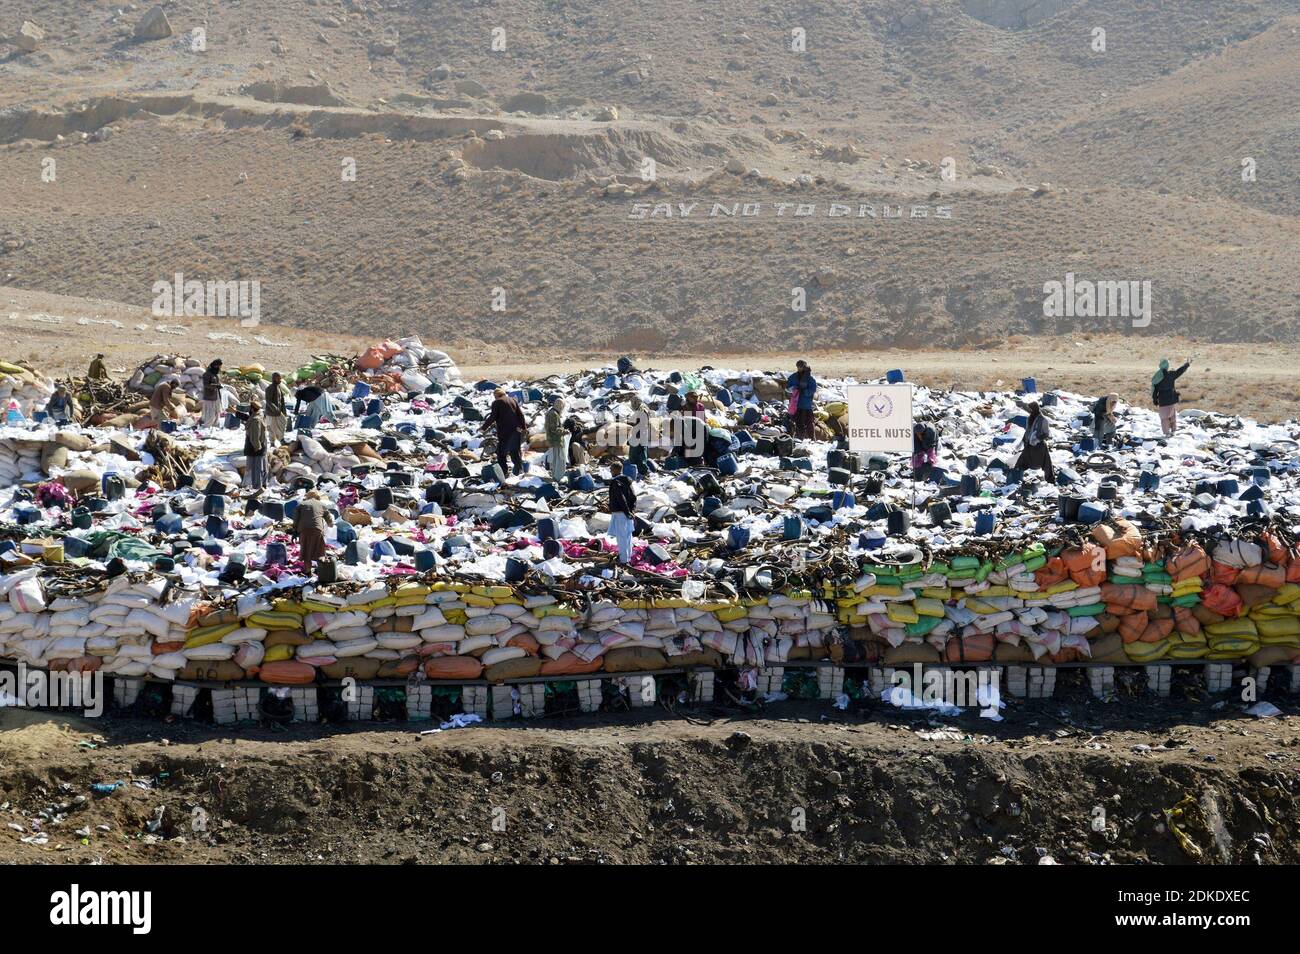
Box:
[0,0,1295,349]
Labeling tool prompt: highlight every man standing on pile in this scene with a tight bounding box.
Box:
[87,353,108,381]
[200,359,224,427]
[1151,358,1191,438]
[1092,393,1120,448]
[1013,402,1055,483]
[675,390,708,464]
[264,372,289,446]
[787,360,817,440]
[544,395,569,481]
[293,489,334,578]
[482,387,528,477]
[243,401,268,491]
[608,462,638,564]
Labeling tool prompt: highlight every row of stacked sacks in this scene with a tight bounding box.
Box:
[840,519,1300,671]
[1,520,1297,686]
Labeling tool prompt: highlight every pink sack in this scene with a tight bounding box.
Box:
[788,390,800,415]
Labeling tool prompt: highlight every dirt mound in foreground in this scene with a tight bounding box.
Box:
[2,682,1295,864]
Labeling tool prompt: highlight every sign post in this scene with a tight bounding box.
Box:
[845,384,914,455]
[846,384,916,514]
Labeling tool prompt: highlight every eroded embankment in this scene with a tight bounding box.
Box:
[1,706,1294,864]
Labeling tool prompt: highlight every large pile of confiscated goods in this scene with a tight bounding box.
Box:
[0,342,1297,691]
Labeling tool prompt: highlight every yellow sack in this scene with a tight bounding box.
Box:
[262,644,294,663]
[887,603,919,625]
[247,611,306,630]
[185,622,239,649]
[1257,617,1300,638]
[1207,636,1258,656]
[914,597,945,618]
[1206,619,1258,639]
[1274,583,1300,606]
[860,584,901,599]
[1125,639,1170,663]
[536,605,578,618]
[715,605,748,623]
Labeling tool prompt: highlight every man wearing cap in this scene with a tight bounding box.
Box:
[608,461,638,564]
[87,353,108,381]
[482,387,528,477]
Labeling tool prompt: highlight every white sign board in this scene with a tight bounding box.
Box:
[845,384,914,454]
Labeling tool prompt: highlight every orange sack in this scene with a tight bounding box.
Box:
[1063,542,1107,586]
[1119,611,1150,644]
[258,661,317,685]
[1034,557,1069,588]
[1101,583,1157,612]
[1092,518,1143,560]
[424,656,484,680]
[943,631,995,663]
[540,653,605,676]
[1202,583,1243,618]
[1167,543,1209,582]
[1237,562,1285,588]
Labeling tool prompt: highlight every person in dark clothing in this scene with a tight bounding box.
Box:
[243,401,268,490]
[45,384,75,424]
[1013,402,1055,483]
[674,391,708,464]
[566,415,589,466]
[1151,358,1191,437]
[911,421,940,478]
[1091,393,1119,448]
[294,384,334,426]
[482,387,528,476]
[200,359,223,427]
[292,490,334,577]
[607,463,638,563]
[786,360,817,440]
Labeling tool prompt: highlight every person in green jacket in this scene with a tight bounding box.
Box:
[544,396,568,480]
